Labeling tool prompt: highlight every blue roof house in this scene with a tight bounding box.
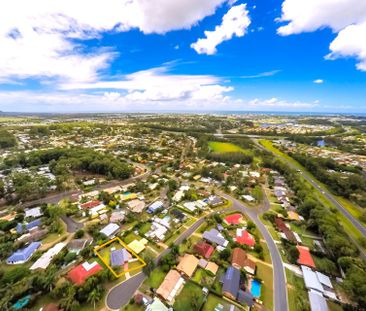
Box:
[16,219,42,234]
[7,242,41,264]
[110,248,130,266]
[222,266,241,300]
[147,201,164,214]
[202,229,229,247]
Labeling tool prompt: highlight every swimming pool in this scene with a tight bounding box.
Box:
[12,295,31,310]
[250,279,261,298]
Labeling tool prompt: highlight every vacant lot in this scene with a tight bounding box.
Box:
[208,141,245,153]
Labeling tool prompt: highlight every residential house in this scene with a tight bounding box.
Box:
[24,207,43,218]
[127,199,146,213]
[110,248,131,267]
[205,262,219,275]
[156,270,185,304]
[67,261,103,285]
[224,213,244,225]
[30,242,66,270]
[146,298,168,311]
[231,248,256,275]
[7,242,41,264]
[100,223,120,238]
[308,291,328,311]
[128,238,148,254]
[110,211,125,223]
[297,246,316,269]
[235,229,255,248]
[275,217,297,243]
[208,195,224,207]
[194,241,214,259]
[176,254,199,278]
[203,229,229,247]
[67,239,92,254]
[222,266,241,300]
[147,201,164,214]
[237,290,255,308]
[16,218,42,234]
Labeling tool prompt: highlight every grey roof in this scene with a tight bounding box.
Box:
[308,291,328,311]
[110,248,130,266]
[301,266,324,293]
[222,266,240,298]
[237,290,255,307]
[203,229,228,246]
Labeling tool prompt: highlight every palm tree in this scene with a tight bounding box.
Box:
[87,287,102,309]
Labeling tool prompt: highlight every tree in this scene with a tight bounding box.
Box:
[219,248,231,260]
[87,286,103,309]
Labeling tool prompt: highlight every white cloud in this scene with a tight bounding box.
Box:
[313,79,324,84]
[191,4,251,55]
[240,70,281,79]
[60,65,233,102]
[0,0,229,83]
[277,0,366,71]
[248,97,318,109]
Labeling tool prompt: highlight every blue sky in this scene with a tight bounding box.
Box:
[0,0,365,113]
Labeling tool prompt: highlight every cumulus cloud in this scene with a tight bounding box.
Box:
[60,65,233,102]
[313,79,324,84]
[277,0,366,71]
[191,4,251,55]
[0,0,229,83]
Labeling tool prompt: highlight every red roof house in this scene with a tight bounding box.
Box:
[67,261,102,285]
[194,241,214,259]
[224,213,243,225]
[235,230,255,247]
[297,246,315,269]
[80,200,101,210]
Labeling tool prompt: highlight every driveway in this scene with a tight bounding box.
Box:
[106,198,288,311]
[61,215,83,233]
[220,193,288,311]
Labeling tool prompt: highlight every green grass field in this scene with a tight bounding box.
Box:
[286,269,309,311]
[256,261,273,310]
[202,294,231,311]
[173,281,205,311]
[208,141,252,156]
[143,267,168,288]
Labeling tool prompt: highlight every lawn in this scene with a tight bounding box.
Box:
[286,269,309,311]
[202,294,231,311]
[173,281,205,311]
[256,261,273,311]
[143,267,168,289]
[192,268,215,286]
[123,232,141,244]
[138,223,152,236]
[208,141,246,153]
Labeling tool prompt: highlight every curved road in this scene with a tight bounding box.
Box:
[255,139,366,238]
[106,196,288,311]
[220,193,288,311]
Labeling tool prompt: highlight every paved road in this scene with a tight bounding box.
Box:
[255,139,366,238]
[19,169,151,209]
[106,206,235,310]
[61,215,83,233]
[220,193,288,311]
[106,197,288,311]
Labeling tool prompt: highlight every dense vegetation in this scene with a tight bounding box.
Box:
[196,135,254,165]
[290,153,366,207]
[261,155,366,307]
[4,148,133,180]
[0,129,16,148]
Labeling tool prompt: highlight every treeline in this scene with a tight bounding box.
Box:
[5,148,133,180]
[261,156,366,308]
[291,153,366,207]
[0,129,16,148]
[196,135,254,165]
